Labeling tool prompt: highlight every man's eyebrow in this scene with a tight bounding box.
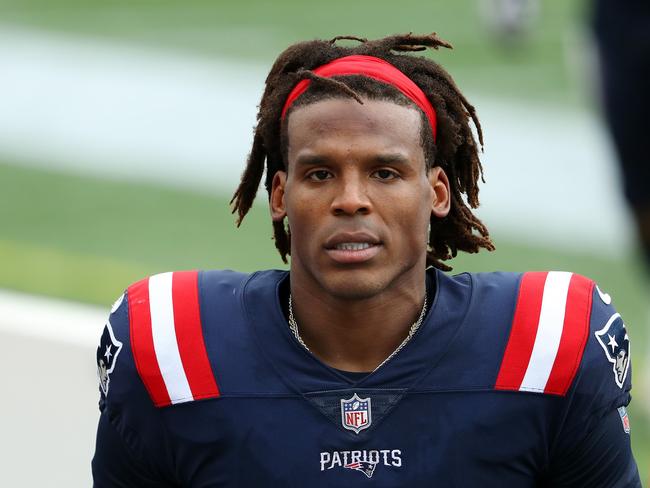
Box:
[373,153,411,165]
[294,154,330,166]
[293,152,411,166]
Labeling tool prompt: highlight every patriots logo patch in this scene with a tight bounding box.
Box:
[595,313,630,389]
[97,321,123,396]
[344,461,378,478]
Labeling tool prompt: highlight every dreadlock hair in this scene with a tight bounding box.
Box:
[231,33,494,271]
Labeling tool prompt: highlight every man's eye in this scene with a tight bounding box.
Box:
[308,170,332,181]
[373,169,398,180]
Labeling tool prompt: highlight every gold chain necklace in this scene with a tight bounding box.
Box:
[288,293,427,373]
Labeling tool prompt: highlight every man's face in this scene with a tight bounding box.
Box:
[271,97,450,300]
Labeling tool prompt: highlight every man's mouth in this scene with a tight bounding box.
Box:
[324,234,382,264]
[334,242,373,251]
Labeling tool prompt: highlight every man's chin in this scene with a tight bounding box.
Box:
[319,273,388,301]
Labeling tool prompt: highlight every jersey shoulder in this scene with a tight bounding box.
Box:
[574,282,632,406]
[97,269,288,410]
[455,271,631,402]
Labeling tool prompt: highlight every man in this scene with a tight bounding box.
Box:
[92,33,640,486]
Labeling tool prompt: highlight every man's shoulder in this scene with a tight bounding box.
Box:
[124,268,283,332]
[573,281,632,408]
[443,270,631,400]
[97,268,288,409]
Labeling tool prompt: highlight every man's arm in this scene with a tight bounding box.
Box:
[543,404,640,487]
[93,410,177,488]
[543,284,641,487]
[92,291,177,487]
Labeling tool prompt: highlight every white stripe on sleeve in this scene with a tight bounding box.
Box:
[148,272,193,403]
[519,271,572,393]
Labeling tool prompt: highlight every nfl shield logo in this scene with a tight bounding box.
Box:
[618,406,631,434]
[341,393,372,434]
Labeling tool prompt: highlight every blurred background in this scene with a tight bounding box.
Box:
[0,0,648,485]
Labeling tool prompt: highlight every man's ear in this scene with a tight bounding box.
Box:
[429,166,451,218]
[270,171,288,221]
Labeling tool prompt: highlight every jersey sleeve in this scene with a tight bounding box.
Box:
[545,283,641,486]
[92,291,177,487]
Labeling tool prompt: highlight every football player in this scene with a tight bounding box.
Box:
[92,33,641,486]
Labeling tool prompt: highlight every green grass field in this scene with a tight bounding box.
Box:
[1,0,647,478]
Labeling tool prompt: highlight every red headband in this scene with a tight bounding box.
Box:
[281,55,437,141]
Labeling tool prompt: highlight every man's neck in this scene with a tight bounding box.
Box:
[289,273,428,372]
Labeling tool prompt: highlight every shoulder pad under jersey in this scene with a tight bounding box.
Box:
[494,271,593,396]
[98,269,254,410]
[125,270,250,407]
[492,271,631,404]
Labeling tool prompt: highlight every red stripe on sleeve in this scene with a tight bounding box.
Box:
[128,278,172,407]
[543,274,593,395]
[495,272,547,391]
[172,271,220,401]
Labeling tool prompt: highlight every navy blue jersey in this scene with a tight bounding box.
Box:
[92,269,640,487]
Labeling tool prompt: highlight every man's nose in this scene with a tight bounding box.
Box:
[330,176,371,216]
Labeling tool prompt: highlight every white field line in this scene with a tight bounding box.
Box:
[0,24,633,255]
[0,24,267,193]
[0,289,106,349]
